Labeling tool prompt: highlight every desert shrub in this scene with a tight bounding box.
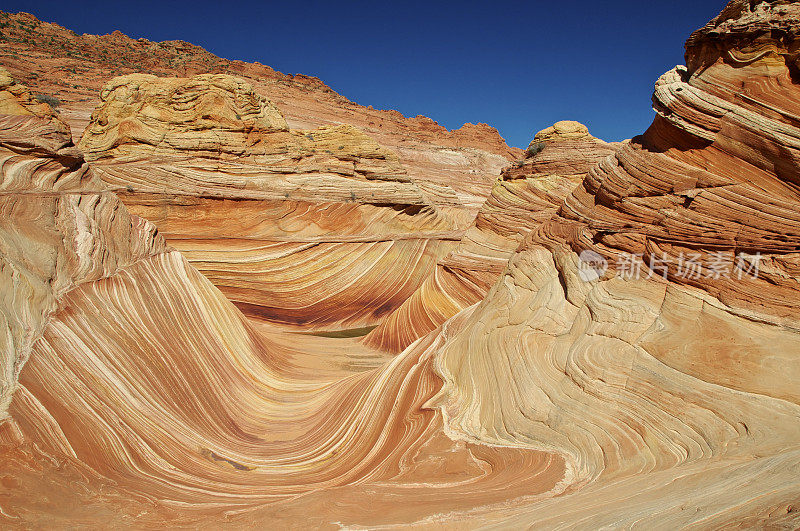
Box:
[34,93,61,107]
[526,140,545,158]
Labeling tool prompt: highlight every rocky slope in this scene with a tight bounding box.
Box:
[0,10,521,225]
[365,120,618,351]
[1,0,800,528]
[77,72,459,329]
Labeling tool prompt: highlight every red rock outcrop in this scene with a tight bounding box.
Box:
[77,72,459,330]
[0,11,520,223]
[2,0,800,528]
[364,121,618,352]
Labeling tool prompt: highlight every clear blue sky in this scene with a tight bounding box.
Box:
[9,0,725,147]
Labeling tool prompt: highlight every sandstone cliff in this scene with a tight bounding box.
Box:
[364,120,618,352]
[0,11,520,225]
[77,72,459,330]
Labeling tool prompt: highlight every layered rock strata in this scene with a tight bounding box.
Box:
[2,0,800,528]
[0,71,566,528]
[79,73,459,330]
[364,121,617,352]
[423,0,800,526]
[0,10,521,223]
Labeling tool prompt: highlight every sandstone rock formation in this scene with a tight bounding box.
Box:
[0,68,169,420]
[2,0,800,528]
[0,70,565,528]
[0,68,58,117]
[79,73,289,158]
[364,121,617,351]
[0,10,520,224]
[78,73,459,330]
[528,119,590,143]
[422,0,800,525]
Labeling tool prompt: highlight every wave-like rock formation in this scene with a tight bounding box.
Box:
[0,71,567,528]
[423,0,800,525]
[2,0,800,528]
[78,73,458,330]
[0,70,166,422]
[365,121,617,351]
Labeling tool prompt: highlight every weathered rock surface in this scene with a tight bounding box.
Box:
[0,68,168,420]
[0,10,520,224]
[364,121,617,351]
[77,73,458,330]
[422,0,800,526]
[2,0,800,528]
[0,71,566,528]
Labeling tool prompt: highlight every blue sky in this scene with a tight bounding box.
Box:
[9,1,725,147]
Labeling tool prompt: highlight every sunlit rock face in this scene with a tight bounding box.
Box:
[78,73,459,330]
[2,0,800,528]
[0,10,521,230]
[364,121,617,352]
[0,72,567,528]
[424,0,800,526]
[0,69,167,422]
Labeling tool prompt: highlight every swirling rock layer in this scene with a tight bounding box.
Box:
[0,70,167,422]
[0,75,565,528]
[424,0,800,526]
[2,1,800,528]
[80,73,459,329]
[364,122,617,351]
